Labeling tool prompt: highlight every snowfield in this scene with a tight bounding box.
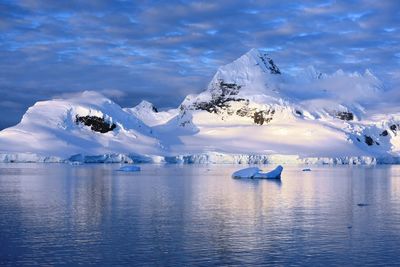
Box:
[0,48,399,164]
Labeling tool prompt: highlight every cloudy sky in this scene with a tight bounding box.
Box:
[0,0,399,129]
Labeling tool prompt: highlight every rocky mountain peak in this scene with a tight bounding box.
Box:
[134,100,158,113]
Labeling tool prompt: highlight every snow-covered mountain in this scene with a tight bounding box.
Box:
[0,92,163,162]
[124,100,178,127]
[1,48,399,164]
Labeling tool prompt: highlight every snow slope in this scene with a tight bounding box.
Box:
[0,49,399,164]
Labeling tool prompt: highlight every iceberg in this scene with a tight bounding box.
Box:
[231,167,260,179]
[232,165,283,179]
[117,165,141,172]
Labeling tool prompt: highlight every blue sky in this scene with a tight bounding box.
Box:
[0,0,399,129]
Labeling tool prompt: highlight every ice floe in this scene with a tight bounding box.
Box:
[232,165,283,179]
[117,165,141,172]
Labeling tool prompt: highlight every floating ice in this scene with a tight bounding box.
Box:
[69,161,83,166]
[232,165,283,179]
[117,165,141,172]
[232,167,259,179]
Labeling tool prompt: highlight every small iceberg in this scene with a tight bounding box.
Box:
[232,165,283,179]
[117,165,141,172]
[69,161,83,166]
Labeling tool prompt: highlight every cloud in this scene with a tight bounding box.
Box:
[0,0,399,129]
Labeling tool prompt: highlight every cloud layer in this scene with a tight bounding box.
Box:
[0,0,399,129]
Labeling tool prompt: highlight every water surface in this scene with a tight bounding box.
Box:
[1,164,400,266]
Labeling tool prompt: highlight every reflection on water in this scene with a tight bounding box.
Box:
[1,164,400,265]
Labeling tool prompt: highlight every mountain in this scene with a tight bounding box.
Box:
[124,100,178,127]
[0,49,399,164]
[0,91,162,162]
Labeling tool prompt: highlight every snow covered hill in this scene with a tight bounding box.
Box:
[0,91,163,162]
[1,49,399,164]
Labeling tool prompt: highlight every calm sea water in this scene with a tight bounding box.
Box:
[1,164,400,266]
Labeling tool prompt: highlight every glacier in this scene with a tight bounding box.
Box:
[0,48,399,165]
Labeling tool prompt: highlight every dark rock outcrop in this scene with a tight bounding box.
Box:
[336,111,354,121]
[236,105,254,117]
[192,80,246,113]
[192,97,274,126]
[259,54,281,74]
[380,130,389,137]
[193,96,246,114]
[76,115,116,133]
[210,80,241,98]
[218,80,241,96]
[188,79,275,126]
[236,105,274,125]
[364,135,374,146]
[253,110,274,125]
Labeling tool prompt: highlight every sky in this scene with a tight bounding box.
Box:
[0,0,399,129]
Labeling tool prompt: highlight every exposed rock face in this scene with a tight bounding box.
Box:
[364,135,374,146]
[336,111,354,121]
[357,135,380,146]
[253,111,266,125]
[253,110,274,125]
[259,53,281,74]
[192,80,245,114]
[189,81,275,126]
[75,115,116,133]
[236,104,253,117]
[193,96,246,114]
[194,99,274,125]
[380,130,389,136]
[209,80,241,98]
[390,124,397,134]
[378,124,399,137]
[235,104,274,125]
